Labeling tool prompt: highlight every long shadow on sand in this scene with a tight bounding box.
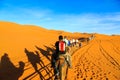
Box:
[35,46,52,61]
[24,46,55,80]
[0,53,25,80]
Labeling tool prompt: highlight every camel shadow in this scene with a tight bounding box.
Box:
[0,53,25,80]
[35,45,57,69]
[35,45,52,61]
[24,48,53,80]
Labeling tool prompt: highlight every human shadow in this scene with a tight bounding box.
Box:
[24,48,51,80]
[0,53,25,80]
[35,46,52,61]
[44,45,56,53]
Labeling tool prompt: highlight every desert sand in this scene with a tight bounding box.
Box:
[0,21,120,80]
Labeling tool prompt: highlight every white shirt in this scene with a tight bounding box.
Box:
[64,38,69,46]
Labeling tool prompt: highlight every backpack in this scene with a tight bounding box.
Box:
[59,41,66,54]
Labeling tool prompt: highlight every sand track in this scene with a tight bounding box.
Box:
[68,38,120,80]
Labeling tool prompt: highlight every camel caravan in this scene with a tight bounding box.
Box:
[0,33,94,80]
[51,34,94,80]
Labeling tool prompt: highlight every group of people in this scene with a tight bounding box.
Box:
[51,35,81,79]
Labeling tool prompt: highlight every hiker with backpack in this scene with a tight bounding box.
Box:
[51,35,72,79]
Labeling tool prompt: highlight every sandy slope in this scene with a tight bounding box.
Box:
[68,35,120,80]
[0,21,120,80]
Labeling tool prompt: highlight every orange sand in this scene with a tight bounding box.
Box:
[0,21,120,80]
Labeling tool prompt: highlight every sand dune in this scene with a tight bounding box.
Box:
[69,34,120,80]
[0,21,120,80]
